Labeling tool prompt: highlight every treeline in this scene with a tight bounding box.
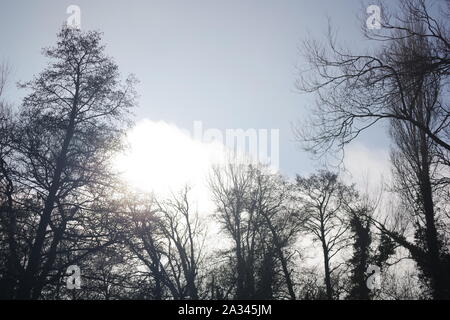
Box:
[0,0,449,300]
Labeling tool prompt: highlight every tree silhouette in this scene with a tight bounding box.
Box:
[0,27,137,299]
[296,0,450,300]
[1,1,449,301]
[296,171,354,300]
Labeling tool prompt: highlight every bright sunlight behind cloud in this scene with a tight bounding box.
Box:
[114,119,228,212]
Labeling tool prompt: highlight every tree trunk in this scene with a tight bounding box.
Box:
[16,83,79,299]
[0,161,19,299]
[419,130,449,299]
[322,243,333,300]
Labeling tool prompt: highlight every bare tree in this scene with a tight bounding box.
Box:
[0,27,137,299]
[296,0,450,300]
[120,187,206,300]
[250,168,302,299]
[296,0,450,158]
[209,163,256,299]
[0,62,20,299]
[119,192,174,299]
[209,163,302,299]
[156,186,206,299]
[387,20,450,299]
[296,171,354,299]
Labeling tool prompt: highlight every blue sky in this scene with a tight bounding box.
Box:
[0,0,392,180]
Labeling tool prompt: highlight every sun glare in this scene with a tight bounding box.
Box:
[114,120,226,209]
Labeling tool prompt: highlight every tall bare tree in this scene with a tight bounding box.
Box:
[0,27,137,299]
[388,20,450,299]
[296,171,354,300]
[209,163,302,299]
[0,62,21,299]
[156,186,206,299]
[296,0,450,158]
[120,187,206,300]
[296,0,450,299]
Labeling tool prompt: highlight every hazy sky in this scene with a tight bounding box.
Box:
[0,0,392,186]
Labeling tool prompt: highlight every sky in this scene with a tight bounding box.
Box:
[0,0,393,199]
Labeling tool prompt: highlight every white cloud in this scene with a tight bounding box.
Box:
[342,143,391,196]
[114,119,227,213]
